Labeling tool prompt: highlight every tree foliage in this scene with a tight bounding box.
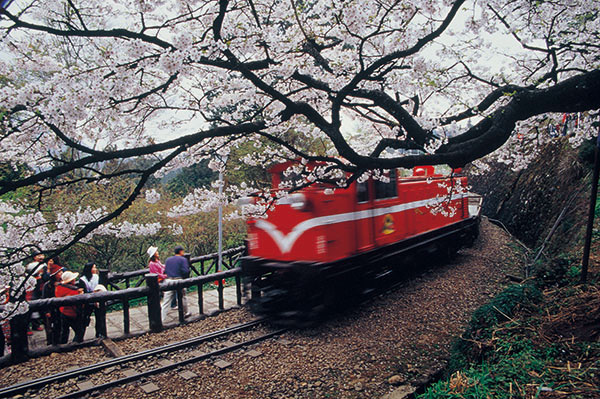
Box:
[165,159,217,196]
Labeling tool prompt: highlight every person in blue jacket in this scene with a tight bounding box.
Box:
[161,245,191,322]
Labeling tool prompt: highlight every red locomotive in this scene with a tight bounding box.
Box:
[241,162,482,322]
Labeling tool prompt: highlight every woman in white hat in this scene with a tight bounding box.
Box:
[147,246,166,282]
[55,271,85,343]
[78,262,107,339]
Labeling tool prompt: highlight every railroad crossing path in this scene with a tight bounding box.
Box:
[28,285,243,350]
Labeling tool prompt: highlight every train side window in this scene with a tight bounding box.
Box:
[375,169,397,200]
[357,181,369,203]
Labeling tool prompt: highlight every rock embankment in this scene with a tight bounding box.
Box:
[469,139,590,254]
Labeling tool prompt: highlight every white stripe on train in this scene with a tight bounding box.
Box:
[254,194,467,254]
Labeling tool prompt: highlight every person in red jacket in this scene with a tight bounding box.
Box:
[55,271,85,343]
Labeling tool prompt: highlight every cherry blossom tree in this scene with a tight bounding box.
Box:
[1,0,599,317]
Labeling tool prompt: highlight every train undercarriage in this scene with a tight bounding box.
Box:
[241,217,480,327]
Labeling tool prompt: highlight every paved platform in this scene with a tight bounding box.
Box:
[25,285,244,350]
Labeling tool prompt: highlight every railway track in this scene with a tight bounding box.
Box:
[1,244,470,398]
[0,318,285,399]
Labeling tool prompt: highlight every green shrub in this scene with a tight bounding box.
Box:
[578,137,596,167]
[469,283,542,334]
[446,283,542,374]
[533,254,580,288]
[423,346,547,399]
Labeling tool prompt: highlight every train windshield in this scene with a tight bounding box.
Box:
[375,169,397,199]
[357,181,369,203]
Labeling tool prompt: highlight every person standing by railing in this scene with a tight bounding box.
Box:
[78,262,106,339]
[148,246,179,309]
[55,271,85,343]
[79,262,100,293]
[26,252,46,334]
[148,246,177,308]
[161,245,190,322]
[147,246,166,282]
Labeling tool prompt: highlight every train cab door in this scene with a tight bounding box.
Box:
[373,169,402,247]
[354,180,375,252]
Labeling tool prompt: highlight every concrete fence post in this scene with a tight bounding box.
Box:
[99,269,109,289]
[184,254,192,276]
[96,300,107,338]
[145,274,163,333]
[9,311,29,363]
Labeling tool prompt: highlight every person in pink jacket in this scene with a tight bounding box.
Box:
[147,246,167,282]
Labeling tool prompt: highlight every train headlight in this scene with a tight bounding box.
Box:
[289,193,307,210]
[468,194,483,218]
[278,193,309,211]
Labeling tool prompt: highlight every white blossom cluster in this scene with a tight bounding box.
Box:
[168,187,227,217]
[0,0,596,169]
[1,0,595,170]
[0,260,36,321]
[0,203,163,318]
[484,113,597,172]
[145,189,162,204]
[92,221,163,239]
[426,178,471,218]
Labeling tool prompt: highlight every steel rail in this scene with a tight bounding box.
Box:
[57,328,288,399]
[0,318,267,398]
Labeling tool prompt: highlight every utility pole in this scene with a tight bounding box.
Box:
[217,154,228,272]
[581,122,600,284]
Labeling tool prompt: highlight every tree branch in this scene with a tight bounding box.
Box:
[1,9,174,49]
[0,121,266,195]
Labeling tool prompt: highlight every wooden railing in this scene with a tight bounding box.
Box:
[105,246,245,290]
[3,246,246,364]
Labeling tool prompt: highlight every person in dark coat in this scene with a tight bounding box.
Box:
[161,245,191,322]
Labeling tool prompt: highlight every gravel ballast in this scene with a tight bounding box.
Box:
[0,219,523,398]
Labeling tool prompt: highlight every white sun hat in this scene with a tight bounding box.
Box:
[147,246,158,258]
[94,284,107,292]
[61,271,79,284]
